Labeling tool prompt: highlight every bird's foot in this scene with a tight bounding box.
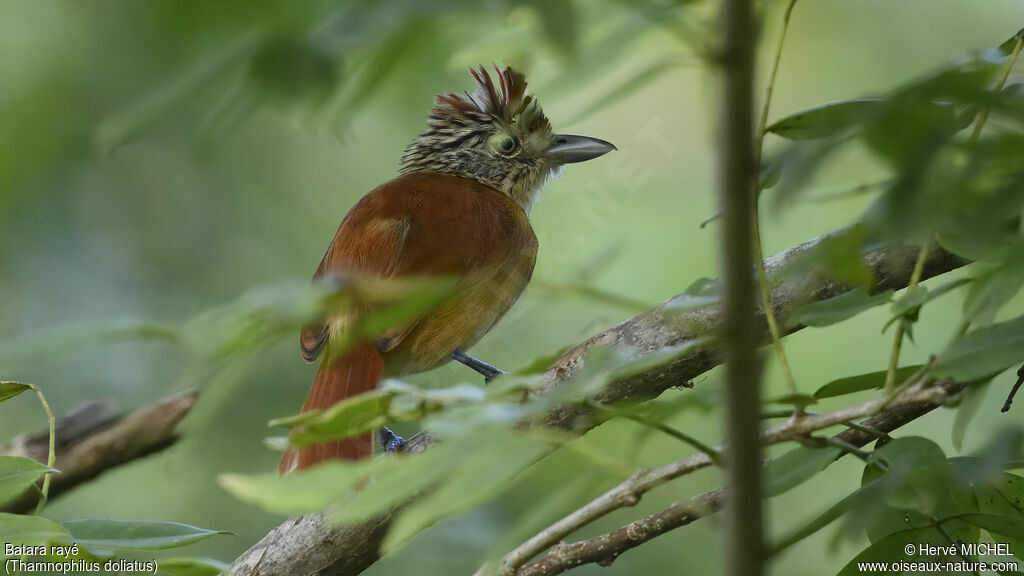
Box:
[378,427,406,453]
[451,349,506,385]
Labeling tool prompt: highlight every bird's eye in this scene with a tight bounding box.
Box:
[489,133,518,155]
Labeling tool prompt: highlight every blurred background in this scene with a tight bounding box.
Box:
[1,0,1023,573]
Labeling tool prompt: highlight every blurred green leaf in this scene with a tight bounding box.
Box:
[769,489,856,556]
[62,519,231,550]
[521,0,578,55]
[158,557,231,576]
[963,259,1024,327]
[0,381,32,404]
[382,434,549,553]
[835,527,943,576]
[813,365,923,400]
[953,428,1024,487]
[566,55,687,125]
[882,278,971,333]
[0,456,56,506]
[935,313,1024,381]
[959,513,1024,543]
[330,436,515,526]
[973,473,1024,552]
[763,393,817,409]
[219,459,378,516]
[767,99,882,140]
[952,381,990,453]
[786,287,892,329]
[763,445,841,498]
[662,278,722,315]
[864,437,950,515]
[247,36,339,105]
[0,513,71,545]
[279,391,391,448]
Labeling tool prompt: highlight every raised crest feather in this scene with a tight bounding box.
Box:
[431,65,551,134]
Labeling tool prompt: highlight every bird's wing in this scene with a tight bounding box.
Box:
[300,172,537,363]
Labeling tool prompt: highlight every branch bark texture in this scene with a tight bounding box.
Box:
[715,0,763,572]
[514,379,967,576]
[229,232,967,576]
[1,389,198,514]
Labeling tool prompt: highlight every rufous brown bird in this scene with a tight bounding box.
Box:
[279,65,615,474]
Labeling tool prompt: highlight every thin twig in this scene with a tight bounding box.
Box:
[584,399,720,464]
[970,30,1024,142]
[514,379,966,576]
[27,385,56,516]
[502,374,951,575]
[752,0,800,396]
[883,243,930,394]
[1,390,199,514]
[231,231,969,576]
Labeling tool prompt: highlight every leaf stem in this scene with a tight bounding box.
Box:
[753,0,799,396]
[29,384,56,515]
[883,243,930,394]
[969,32,1023,141]
[585,400,720,464]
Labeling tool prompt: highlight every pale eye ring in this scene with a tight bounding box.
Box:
[493,134,518,155]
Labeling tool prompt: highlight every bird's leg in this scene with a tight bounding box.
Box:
[378,427,405,453]
[451,349,506,384]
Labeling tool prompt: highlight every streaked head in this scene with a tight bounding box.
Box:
[400,65,615,212]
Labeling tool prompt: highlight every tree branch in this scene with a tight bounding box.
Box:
[230,432,433,576]
[1,389,199,514]
[514,378,967,576]
[229,231,967,576]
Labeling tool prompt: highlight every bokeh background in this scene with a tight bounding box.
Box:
[2,0,1023,573]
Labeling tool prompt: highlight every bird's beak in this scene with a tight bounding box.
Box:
[546,134,617,164]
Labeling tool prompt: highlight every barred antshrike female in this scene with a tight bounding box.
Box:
[280,65,615,473]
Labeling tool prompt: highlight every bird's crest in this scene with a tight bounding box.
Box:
[432,65,551,134]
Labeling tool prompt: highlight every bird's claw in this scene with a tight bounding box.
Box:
[379,427,406,453]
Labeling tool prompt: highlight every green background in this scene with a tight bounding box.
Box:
[1,0,1022,573]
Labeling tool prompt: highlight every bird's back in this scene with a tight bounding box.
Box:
[303,172,538,374]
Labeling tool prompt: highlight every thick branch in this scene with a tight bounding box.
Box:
[716,0,762,572]
[229,232,967,576]
[230,432,433,576]
[515,379,967,576]
[1,389,198,514]
[537,232,966,430]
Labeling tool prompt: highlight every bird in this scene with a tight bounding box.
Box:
[279,65,615,474]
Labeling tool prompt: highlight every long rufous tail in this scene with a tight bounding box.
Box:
[278,343,384,474]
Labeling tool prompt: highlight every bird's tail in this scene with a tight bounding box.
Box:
[278,343,384,474]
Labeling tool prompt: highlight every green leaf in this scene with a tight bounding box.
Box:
[763,393,817,409]
[62,519,231,550]
[381,434,549,553]
[565,55,687,125]
[767,99,882,140]
[786,287,892,329]
[0,456,57,506]
[662,278,722,315]
[963,260,1024,327]
[934,313,1024,381]
[959,513,1024,543]
[280,391,392,447]
[219,458,379,516]
[952,381,990,453]
[0,381,32,403]
[0,513,71,545]
[813,365,923,400]
[158,557,231,576]
[882,278,972,332]
[835,527,943,576]
[763,445,842,498]
[768,490,856,556]
[973,473,1024,553]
